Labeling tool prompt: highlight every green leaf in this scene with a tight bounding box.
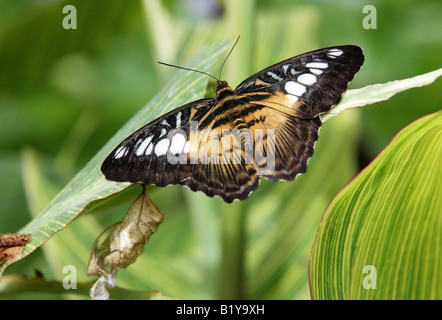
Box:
[321,68,442,122]
[0,40,230,276]
[310,110,442,299]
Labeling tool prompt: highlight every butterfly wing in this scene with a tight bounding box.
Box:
[233,45,364,181]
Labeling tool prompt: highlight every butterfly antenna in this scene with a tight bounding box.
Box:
[218,35,240,81]
[157,61,218,82]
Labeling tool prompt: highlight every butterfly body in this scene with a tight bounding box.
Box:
[102,45,364,203]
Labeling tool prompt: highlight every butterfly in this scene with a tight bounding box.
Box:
[101,44,364,203]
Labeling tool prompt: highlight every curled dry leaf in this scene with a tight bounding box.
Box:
[87,187,164,298]
[0,233,32,265]
[105,187,164,268]
[88,186,164,272]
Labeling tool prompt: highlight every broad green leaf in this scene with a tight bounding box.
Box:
[0,40,230,277]
[310,110,442,299]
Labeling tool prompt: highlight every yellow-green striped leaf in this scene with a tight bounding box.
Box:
[310,110,442,299]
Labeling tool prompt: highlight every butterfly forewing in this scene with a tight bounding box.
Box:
[101,99,215,187]
[101,45,364,202]
[236,45,364,117]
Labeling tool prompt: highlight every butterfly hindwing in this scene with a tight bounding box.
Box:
[245,112,322,182]
[102,45,364,202]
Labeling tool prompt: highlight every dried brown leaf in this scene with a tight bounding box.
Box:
[87,187,163,299]
[104,188,164,268]
[0,233,32,265]
[87,187,164,299]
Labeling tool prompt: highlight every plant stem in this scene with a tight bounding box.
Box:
[217,201,246,299]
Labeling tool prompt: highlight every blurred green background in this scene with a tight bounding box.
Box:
[0,0,440,299]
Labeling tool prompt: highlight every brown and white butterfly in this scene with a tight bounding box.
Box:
[101,45,364,203]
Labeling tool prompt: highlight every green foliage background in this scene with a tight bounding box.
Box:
[0,0,440,299]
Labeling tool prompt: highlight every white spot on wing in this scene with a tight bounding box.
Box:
[145,143,153,155]
[183,141,191,153]
[135,136,153,156]
[328,49,343,57]
[285,81,306,96]
[290,68,300,75]
[169,134,186,155]
[305,62,328,69]
[114,146,127,159]
[309,68,323,75]
[154,139,170,156]
[297,73,317,85]
[176,111,182,128]
[267,71,283,81]
[286,94,299,103]
[159,128,167,138]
